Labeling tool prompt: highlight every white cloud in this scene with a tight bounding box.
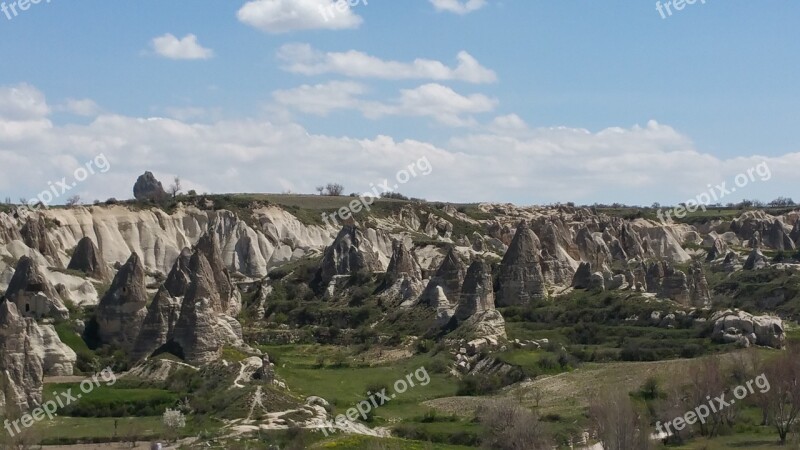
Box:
[151,34,214,60]
[430,0,487,15]
[274,82,497,126]
[58,99,101,117]
[273,81,366,116]
[0,83,50,121]
[3,84,800,207]
[278,44,497,84]
[366,83,498,126]
[237,0,362,33]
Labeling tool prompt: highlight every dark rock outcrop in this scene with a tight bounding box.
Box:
[706,237,728,262]
[4,256,68,320]
[133,171,167,201]
[744,248,769,270]
[571,262,593,289]
[95,253,148,351]
[419,247,466,312]
[67,237,109,280]
[764,220,795,252]
[496,221,546,306]
[688,263,711,307]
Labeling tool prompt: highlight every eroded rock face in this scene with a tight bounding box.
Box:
[688,263,711,307]
[20,215,62,268]
[791,220,800,246]
[0,300,43,415]
[131,287,181,361]
[196,233,240,315]
[67,237,109,280]
[133,171,167,201]
[380,240,425,305]
[171,253,222,365]
[575,227,611,270]
[496,221,546,306]
[30,322,77,376]
[711,310,785,349]
[164,248,193,297]
[660,264,690,305]
[314,224,383,289]
[4,256,69,320]
[419,247,466,319]
[455,261,495,322]
[706,238,728,262]
[571,262,593,289]
[744,248,769,270]
[95,253,148,351]
[764,220,796,252]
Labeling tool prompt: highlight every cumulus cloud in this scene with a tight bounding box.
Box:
[0,83,50,121]
[272,81,366,116]
[278,44,496,83]
[58,99,102,117]
[151,34,214,60]
[274,81,497,126]
[237,0,362,33]
[3,84,800,207]
[430,0,487,15]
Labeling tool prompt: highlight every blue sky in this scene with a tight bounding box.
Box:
[0,0,798,206]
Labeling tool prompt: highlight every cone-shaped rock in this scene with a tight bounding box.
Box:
[95,253,148,351]
[164,248,193,297]
[314,224,383,289]
[4,256,68,320]
[706,238,728,262]
[455,260,495,322]
[171,253,222,365]
[419,247,466,310]
[131,286,181,361]
[196,233,236,314]
[67,237,109,280]
[496,221,546,306]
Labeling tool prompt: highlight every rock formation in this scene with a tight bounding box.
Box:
[4,256,69,320]
[764,220,795,252]
[496,221,546,306]
[133,171,167,201]
[0,300,44,415]
[712,310,785,348]
[20,215,62,267]
[164,248,193,297]
[131,287,181,361]
[454,260,495,322]
[67,236,110,280]
[313,224,383,290]
[744,248,769,270]
[419,247,466,324]
[95,253,148,351]
[571,262,592,289]
[706,237,728,262]
[171,253,223,365]
[688,263,711,307]
[380,240,424,305]
[196,233,240,315]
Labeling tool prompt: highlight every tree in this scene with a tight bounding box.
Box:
[590,390,652,450]
[316,186,325,196]
[325,183,344,196]
[769,197,796,207]
[169,176,182,198]
[764,344,800,444]
[478,400,551,450]
[162,408,186,442]
[65,195,81,207]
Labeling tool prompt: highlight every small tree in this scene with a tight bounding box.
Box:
[325,183,344,196]
[169,176,182,198]
[65,195,81,207]
[162,408,186,442]
[478,400,551,450]
[764,344,800,444]
[316,186,325,196]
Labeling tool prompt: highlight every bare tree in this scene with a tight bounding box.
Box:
[169,176,182,198]
[65,195,81,207]
[590,390,652,450]
[325,183,344,196]
[764,344,800,444]
[478,400,551,450]
[316,186,325,196]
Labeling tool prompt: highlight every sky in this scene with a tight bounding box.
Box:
[0,0,798,206]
